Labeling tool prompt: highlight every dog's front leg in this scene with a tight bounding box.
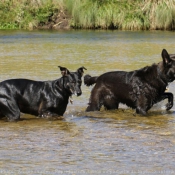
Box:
[136,107,147,116]
[135,95,149,116]
[160,92,174,111]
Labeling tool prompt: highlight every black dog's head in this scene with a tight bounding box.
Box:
[161,49,175,82]
[58,66,87,96]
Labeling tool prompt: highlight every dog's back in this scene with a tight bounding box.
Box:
[0,79,51,116]
[85,71,138,111]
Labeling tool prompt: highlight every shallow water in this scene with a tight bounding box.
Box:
[0,30,175,174]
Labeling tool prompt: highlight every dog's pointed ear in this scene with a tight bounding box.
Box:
[162,49,171,65]
[77,66,87,77]
[58,66,70,76]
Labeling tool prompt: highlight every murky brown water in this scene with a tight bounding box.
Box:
[0,30,175,174]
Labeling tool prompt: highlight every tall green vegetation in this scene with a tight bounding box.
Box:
[142,0,175,30]
[0,0,60,29]
[65,0,149,30]
[66,0,175,30]
[0,0,175,30]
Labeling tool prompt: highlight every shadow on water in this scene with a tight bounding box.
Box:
[0,114,79,134]
[76,108,174,128]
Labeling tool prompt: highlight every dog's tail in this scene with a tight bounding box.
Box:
[84,74,98,86]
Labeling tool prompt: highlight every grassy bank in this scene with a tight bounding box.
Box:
[0,0,175,30]
[0,0,66,30]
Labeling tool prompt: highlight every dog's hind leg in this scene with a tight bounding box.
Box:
[103,98,119,110]
[86,101,102,111]
[86,88,103,112]
[0,99,20,121]
[0,111,5,119]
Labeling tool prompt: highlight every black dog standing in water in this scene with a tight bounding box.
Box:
[0,66,86,121]
[84,49,175,115]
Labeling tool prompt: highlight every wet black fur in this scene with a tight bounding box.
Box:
[0,66,86,121]
[84,49,175,115]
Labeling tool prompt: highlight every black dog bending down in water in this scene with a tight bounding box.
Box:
[0,66,86,121]
[84,49,175,115]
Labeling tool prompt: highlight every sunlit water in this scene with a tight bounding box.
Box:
[0,30,175,174]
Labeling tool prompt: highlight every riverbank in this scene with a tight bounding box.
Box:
[0,0,175,30]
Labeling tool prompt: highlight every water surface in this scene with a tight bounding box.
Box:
[0,30,175,174]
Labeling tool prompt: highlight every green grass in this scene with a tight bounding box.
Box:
[0,0,174,30]
[0,0,60,30]
[66,0,175,30]
[142,0,175,30]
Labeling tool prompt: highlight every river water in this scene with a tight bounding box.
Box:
[0,30,175,174]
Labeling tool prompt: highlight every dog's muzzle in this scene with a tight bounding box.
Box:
[70,89,82,96]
